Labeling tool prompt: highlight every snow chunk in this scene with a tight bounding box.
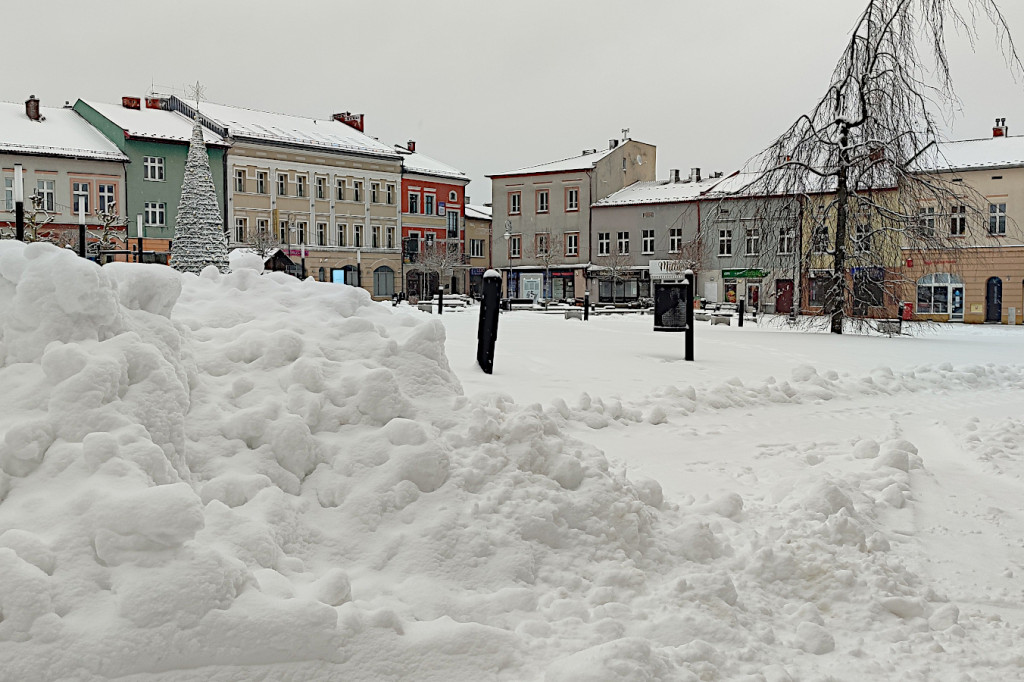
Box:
[796,621,835,654]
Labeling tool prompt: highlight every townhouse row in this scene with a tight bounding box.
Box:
[490,124,1024,324]
[1,95,493,299]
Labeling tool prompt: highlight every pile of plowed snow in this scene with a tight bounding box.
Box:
[0,242,1017,681]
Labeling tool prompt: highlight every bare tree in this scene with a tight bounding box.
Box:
[22,191,56,243]
[417,239,463,296]
[88,202,126,260]
[721,0,1020,334]
[594,248,635,303]
[527,232,565,302]
[245,225,278,260]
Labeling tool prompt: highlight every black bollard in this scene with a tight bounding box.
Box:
[584,290,590,321]
[738,299,745,328]
[438,287,443,316]
[477,270,501,374]
[684,270,695,362]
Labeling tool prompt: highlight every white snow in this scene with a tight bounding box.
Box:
[594,175,729,207]
[0,101,128,162]
[1,240,1023,681]
[79,100,226,145]
[491,145,622,177]
[395,146,468,181]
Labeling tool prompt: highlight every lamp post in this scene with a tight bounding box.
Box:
[13,163,24,241]
[503,219,512,302]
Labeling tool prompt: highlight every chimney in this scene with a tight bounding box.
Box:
[407,139,416,152]
[332,111,364,132]
[609,139,619,149]
[146,97,165,110]
[669,169,680,183]
[25,95,40,121]
[582,149,593,156]
[993,117,1008,137]
[121,96,141,110]
[689,168,701,183]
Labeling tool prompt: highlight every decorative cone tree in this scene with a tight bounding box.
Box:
[170,119,228,274]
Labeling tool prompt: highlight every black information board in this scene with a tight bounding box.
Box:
[654,282,689,332]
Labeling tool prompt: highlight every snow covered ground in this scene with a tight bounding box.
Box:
[1,242,1022,681]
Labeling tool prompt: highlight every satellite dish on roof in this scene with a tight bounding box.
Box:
[636,155,643,165]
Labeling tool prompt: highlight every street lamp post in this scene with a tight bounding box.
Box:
[503,219,512,303]
[13,164,24,241]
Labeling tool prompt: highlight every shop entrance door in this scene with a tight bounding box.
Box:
[986,277,1003,322]
[775,280,794,314]
[950,285,965,322]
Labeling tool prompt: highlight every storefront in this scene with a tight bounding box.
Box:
[916,273,965,322]
[721,269,766,311]
[468,268,485,297]
[597,269,650,303]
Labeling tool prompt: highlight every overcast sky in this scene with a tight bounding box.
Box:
[6,0,1024,203]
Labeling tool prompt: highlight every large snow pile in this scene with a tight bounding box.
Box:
[0,241,1020,681]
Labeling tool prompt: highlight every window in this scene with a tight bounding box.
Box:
[812,222,828,253]
[718,228,732,256]
[372,225,381,248]
[950,205,966,235]
[296,221,307,245]
[73,182,90,214]
[779,227,795,254]
[509,191,521,215]
[353,181,362,202]
[3,176,11,210]
[316,176,326,200]
[98,184,116,213]
[371,182,379,203]
[598,232,610,256]
[143,156,164,181]
[617,231,630,255]
[296,175,307,198]
[278,174,288,196]
[257,172,267,194]
[989,203,1006,234]
[509,234,522,258]
[337,223,347,247]
[745,227,760,256]
[257,218,269,238]
[853,267,884,307]
[470,239,484,258]
[917,273,961,314]
[234,217,248,242]
[354,224,363,247]
[317,222,327,246]
[386,226,395,249]
[917,207,936,237]
[336,178,345,201]
[144,201,165,226]
[642,229,655,254]
[449,190,458,202]
[409,193,419,214]
[566,187,579,212]
[425,233,435,249]
[425,194,435,215]
[235,169,246,193]
[279,220,288,243]
[566,232,579,256]
[447,210,459,238]
[406,232,420,254]
[537,189,549,213]
[669,227,683,253]
[809,271,829,307]
[374,266,395,297]
[536,233,549,255]
[387,184,395,205]
[36,179,55,211]
[854,221,871,253]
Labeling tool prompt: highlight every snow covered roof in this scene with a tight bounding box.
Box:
[920,135,1024,172]
[196,101,400,160]
[490,145,621,177]
[395,146,467,181]
[594,175,729,207]
[465,204,492,221]
[0,101,128,162]
[79,100,225,145]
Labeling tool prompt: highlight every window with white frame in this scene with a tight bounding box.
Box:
[144,201,165,226]
[950,204,966,235]
[989,202,1006,234]
[387,184,395,205]
[354,224,363,247]
[425,194,435,215]
[854,219,871,253]
[446,210,458,238]
[257,218,269,238]
[537,189,549,213]
[812,222,828,253]
[279,220,288,243]
[235,169,246,193]
[372,225,381,248]
[449,190,457,202]
[277,174,287,196]
[917,206,936,237]
[409,193,419,214]
[313,176,324,200]
[641,229,655,254]
[617,231,630,255]
[566,232,579,256]
[296,221,307,245]
[509,191,521,215]
[566,187,579,211]
[296,175,307,198]
[470,239,484,258]
[425,232,435,249]
[143,156,164,181]
[36,179,55,211]
[916,272,961,314]
[317,222,327,246]
[336,178,345,201]
[386,225,395,249]
[337,223,347,247]
[509,234,521,258]
[718,228,733,256]
[98,184,116,213]
[257,171,267,194]
[779,226,795,254]
[234,217,247,242]
[73,182,90,214]
[669,227,683,253]
[353,181,362,202]
[3,176,12,210]
[536,233,549,255]
[598,232,610,256]
[745,227,760,256]
[371,182,379,203]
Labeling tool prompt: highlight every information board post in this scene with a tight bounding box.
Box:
[477,270,501,374]
[738,299,745,328]
[684,269,694,362]
[584,291,590,321]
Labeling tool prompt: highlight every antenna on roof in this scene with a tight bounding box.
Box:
[621,128,629,141]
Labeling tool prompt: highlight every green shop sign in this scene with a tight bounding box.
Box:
[722,269,767,279]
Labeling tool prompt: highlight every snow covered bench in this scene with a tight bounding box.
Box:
[564,309,583,320]
[711,315,731,326]
[875,318,902,335]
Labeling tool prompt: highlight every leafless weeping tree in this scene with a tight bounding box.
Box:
[417,239,463,296]
[594,248,635,303]
[245,225,278,260]
[718,0,1020,334]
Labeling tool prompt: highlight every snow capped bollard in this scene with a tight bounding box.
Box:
[477,270,501,374]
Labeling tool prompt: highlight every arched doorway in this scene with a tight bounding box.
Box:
[374,266,395,297]
[986,277,1003,322]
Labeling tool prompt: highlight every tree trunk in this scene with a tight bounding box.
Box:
[829,122,851,335]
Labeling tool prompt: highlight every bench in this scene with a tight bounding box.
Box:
[711,315,731,326]
[876,318,902,335]
[564,309,583,320]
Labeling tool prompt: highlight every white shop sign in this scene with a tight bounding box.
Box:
[649,260,691,280]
